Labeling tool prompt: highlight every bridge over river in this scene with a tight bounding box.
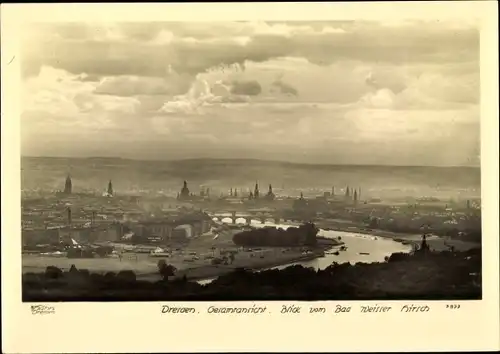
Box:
[206,209,303,225]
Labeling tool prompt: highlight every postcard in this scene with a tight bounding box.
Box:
[1,2,499,353]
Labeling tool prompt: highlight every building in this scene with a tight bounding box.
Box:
[58,223,124,244]
[22,228,59,246]
[91,223,124,242]
[345,186,351,201]
[179,180,191,200]
[107,180,114,197]
[58,226,92,244]
[254,182,260,199]
[265,184,275,201]
[129,212,213,244]
[177,180,207,201]
[64,175,72,194]
[293,193,308,212]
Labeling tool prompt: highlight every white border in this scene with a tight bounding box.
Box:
[2,2,499,353]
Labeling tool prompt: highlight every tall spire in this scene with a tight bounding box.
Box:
[266,184,275,200]
[254,181,259,198]
[64,174,72,194]
[107,179,113,196]
[180,180,190,199]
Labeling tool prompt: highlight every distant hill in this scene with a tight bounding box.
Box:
[22,155,480,169]
[21,156,481,199]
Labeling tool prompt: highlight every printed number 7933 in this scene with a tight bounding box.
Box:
[446,304,461,309]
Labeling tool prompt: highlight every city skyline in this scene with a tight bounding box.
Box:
[21,21,480,166]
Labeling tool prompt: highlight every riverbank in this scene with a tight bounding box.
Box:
[173,248,325,282]
[170,232,343,282]
[22,244,331,283]
[314,220,480,251]
[25,220,476,286]
[22,224,344,283]
[23,247,482,301]
[315,220,418,239]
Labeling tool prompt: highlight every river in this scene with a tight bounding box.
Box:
[198,220,412,284]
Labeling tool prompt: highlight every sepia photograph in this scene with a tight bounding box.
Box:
[18,18,484,303]
[2,2,499,353]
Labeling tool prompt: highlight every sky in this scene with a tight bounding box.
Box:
[20,21,480,166]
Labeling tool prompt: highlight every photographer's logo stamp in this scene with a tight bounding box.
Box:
[31,305,55,315]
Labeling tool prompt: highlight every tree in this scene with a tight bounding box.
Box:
[45,266,63,279]
[116,270,137,283]
[158,260,177,280]
[369,217,379,229]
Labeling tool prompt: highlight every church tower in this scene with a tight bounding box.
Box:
[254,182,260,199]
[180,180,190,199]
[64,174,72,194]
[266,184,275,201]
[107,180,114,196]
[345,185,352,201]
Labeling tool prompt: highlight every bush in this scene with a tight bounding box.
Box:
[104,272,116,280]
[388,252,411,263]
[45,266,63,279]
[116,270,137,283]
[90,273,103,283]
[79,269,90,277]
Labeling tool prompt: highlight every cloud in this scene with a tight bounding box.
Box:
[20,21,480,165]
[158,76,253,114]
[230,80,262,96]
[22,66,142,135]
[360,89,396,109]
[272,79,298,96]
[22,21,478,81]
[94,72,192,97]
[358,69,479,110]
